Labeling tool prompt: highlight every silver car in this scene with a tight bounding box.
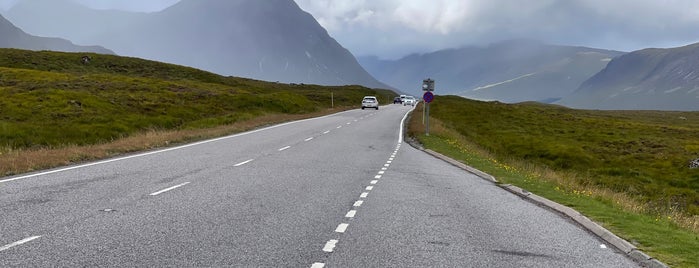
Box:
[361,96,379,110]
[403,96,416,106]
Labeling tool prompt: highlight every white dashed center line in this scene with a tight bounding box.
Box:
[360,192,369,198]
[365,186,374,191]
[323,240,338,252]
[150,182,191,196]
[323,130,330,134]
[335,223,349,233]
[305,137,314,141]
[370,180,378,184]
[353,200,364,207]
[336,126,342,129]
[278,146,291,151]
[0,236,41,252]
[345,210,357,218]
[311,262,326,268]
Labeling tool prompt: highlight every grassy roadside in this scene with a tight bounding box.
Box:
[0,48,395,176]
[407,97,699,267]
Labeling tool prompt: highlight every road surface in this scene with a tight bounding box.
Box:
[0,104,638,267]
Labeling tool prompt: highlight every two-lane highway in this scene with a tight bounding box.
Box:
[0,104,638,267]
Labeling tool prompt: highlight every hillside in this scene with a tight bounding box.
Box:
[359,40,623,102]
[4,0,390,89]
[0,48,394,149]
[413,96,699,217]
[559,42,699,111]
[0,13,112,54]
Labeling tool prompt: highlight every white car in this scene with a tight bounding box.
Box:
[361,96,379,110]
[403,96,416,106]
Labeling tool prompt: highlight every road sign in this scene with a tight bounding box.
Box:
[423,91,434,103]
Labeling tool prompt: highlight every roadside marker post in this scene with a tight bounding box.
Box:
[422,78,435,136]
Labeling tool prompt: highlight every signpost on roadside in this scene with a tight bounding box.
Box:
[422,78,435,136]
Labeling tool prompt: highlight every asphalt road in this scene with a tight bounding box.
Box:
[0,104,639,267]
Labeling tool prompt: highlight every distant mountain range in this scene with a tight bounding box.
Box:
[3,0,390,89]
[558,42,699,111]
[359,39,623,103]
[0,14,112,54]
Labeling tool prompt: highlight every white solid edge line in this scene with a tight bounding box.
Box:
[234,159,254,167]
[398,106,414,143]
[345,210,357,218]
[335,223,349,233]
[278,146,291,151]
[0,110,357,184]
[311,263,326,268]
[150,182,190,196]
[0,236,42,252]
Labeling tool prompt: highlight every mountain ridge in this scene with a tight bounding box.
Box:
[559,42,699,111]
[0,13,113,54]
[4,0,391,89]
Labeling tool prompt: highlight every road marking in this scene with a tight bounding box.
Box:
[150,182,190,196]
[323,240,338,252]
[346,122,351,125]
[365,186,374,191]
[378,171,385,174]
[311,263,326,268]
[234,159,254,167]
[387,160,392,164]
[0,110,357,184]
[384,164,390,167]
[335,223,349,233]
[353,200,364,207]
[345,210,357,218]
[336,126,342,129]
[399,106,414,143]
[0,236,42,252]
[278,146,291,151]
[370,180,378,184]
[360,192,368,198]
[323,130,330,134]
[354,120,358,122]
[600,244,607,249]
[305,137,314,141]
[389,158,394,161]
[381,167,387,171]
[375,175,382,179]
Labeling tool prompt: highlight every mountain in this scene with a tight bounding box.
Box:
[558,43,699,111]
[359,40,623,102]
[4,0,390,89]
[0,13,112,54]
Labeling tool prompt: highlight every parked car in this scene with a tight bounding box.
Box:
[393,97,402,104]
[403,96,416,106]
[361,96,379,110]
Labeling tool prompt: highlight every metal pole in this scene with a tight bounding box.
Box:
[331,92,334,108]
[426,103,430,136]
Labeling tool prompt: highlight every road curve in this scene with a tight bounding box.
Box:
[0,104,638,267]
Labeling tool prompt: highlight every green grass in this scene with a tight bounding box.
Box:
[407,96,699,267]
[0,48,395,149]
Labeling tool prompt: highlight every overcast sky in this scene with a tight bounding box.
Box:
[2,0,699,59]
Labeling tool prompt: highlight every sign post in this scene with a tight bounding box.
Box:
[422,78,435,136]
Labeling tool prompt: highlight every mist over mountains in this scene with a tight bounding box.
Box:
[559,42,699,111]
[3,0,389,89]
[0,13,112,54]
[359,40,623,103]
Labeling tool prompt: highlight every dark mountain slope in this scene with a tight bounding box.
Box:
[5,0,389,89]
[559,42,699,111]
